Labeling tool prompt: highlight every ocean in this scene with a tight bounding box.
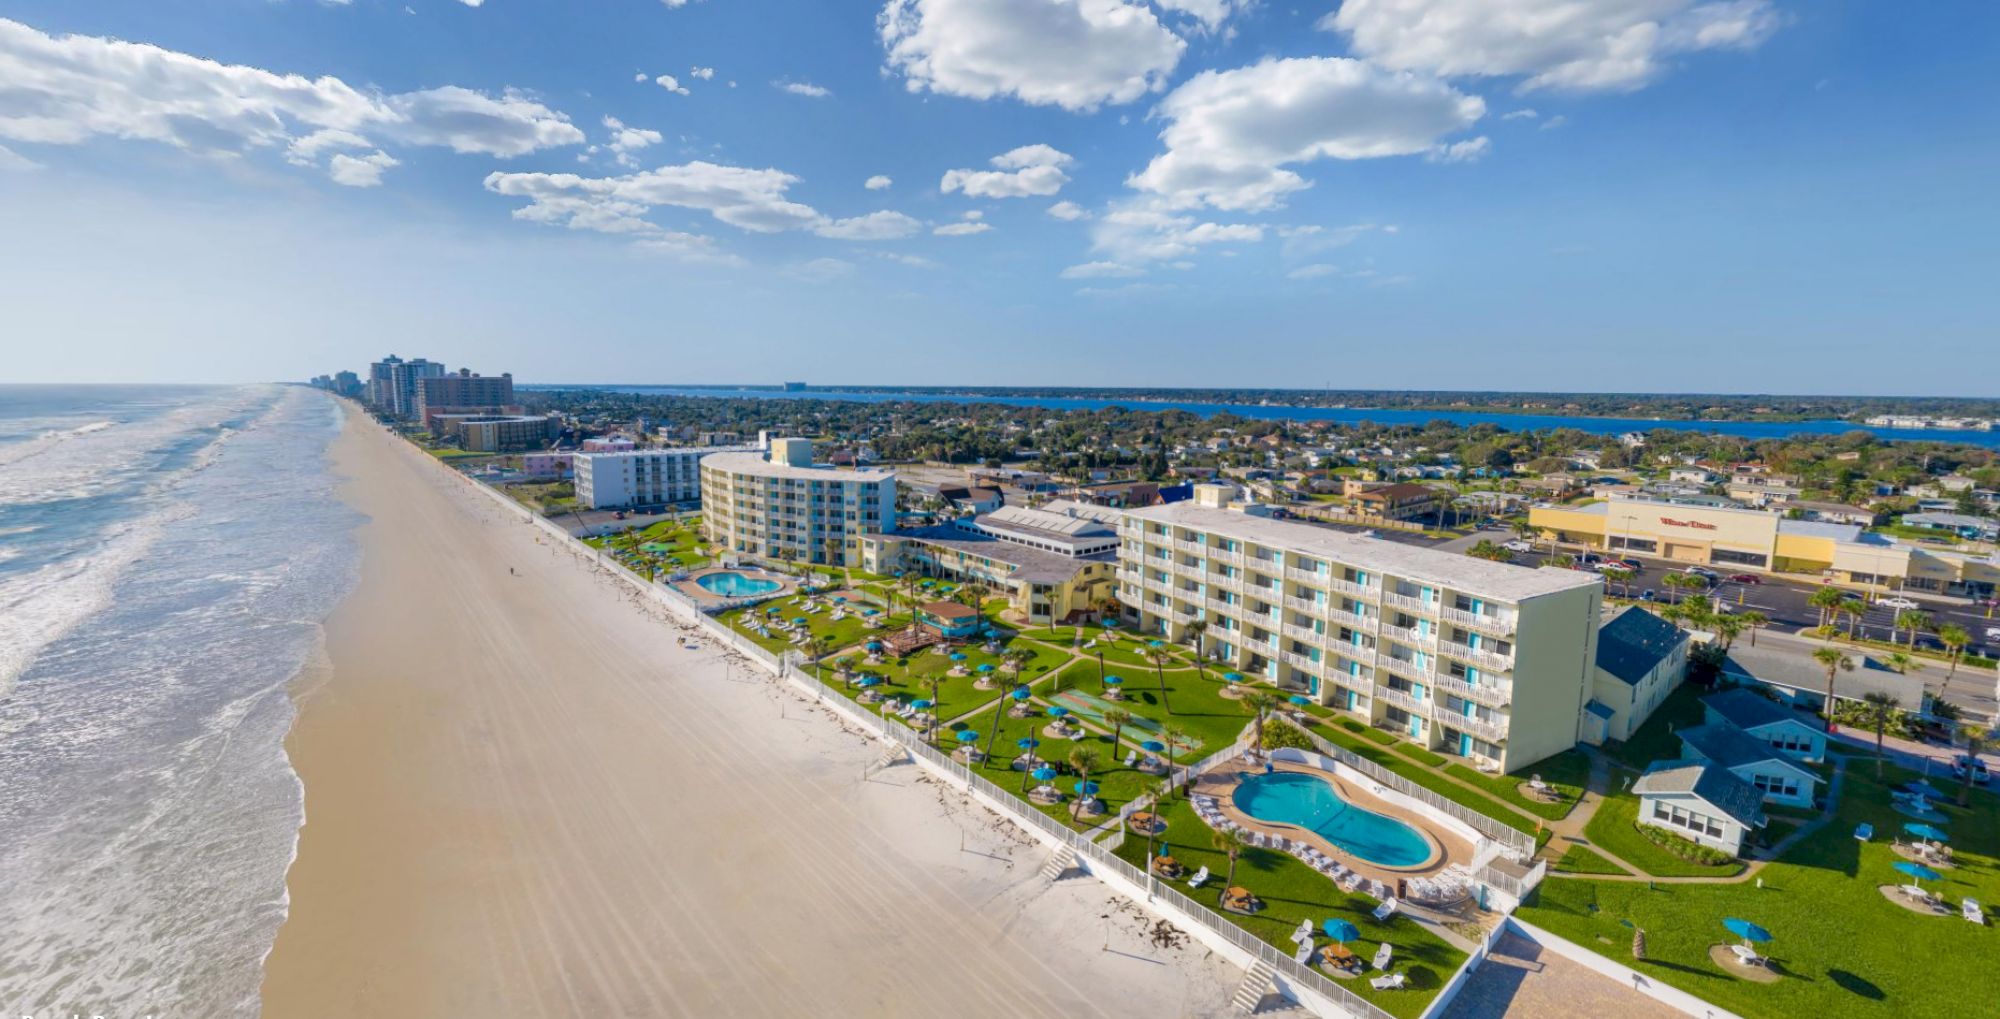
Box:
[0,385,358,1016]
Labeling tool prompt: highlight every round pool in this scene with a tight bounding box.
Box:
[696,571,783,597]
[1232,771,1434,868]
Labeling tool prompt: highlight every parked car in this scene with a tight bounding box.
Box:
[1952,755,1990,785]
[1878,596,1921,611]
[1503,540,1533,553]
[1986,626,2000,642]
[1604,559,1642,572]
[1729,573,1762,585]
[1641,589,1657,602]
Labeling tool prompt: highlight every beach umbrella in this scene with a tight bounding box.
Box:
[955,729,980,744]
[977,663,995,673]
[1103,619,1121,628]
[1905,780,1941,798]
[834,595,847,603]
[911,699,934,710]
[1894,860,1941,886]
[1289,694,1311,706]
[1049,706,1070,718]
[950,652,967,662]
[864,608,880,616]
[1321,919,1359,943]
[1031,766,1057,782]
[1074,780,1100,798]
[1010,688,1031,701]
[1722,918,1772,945]
[1224,672,1243,683]
[857,676,882,688]
[1141,740,1167,753]
[1016,737,1041,751]
[866,641,883,651]
[1904,822,1950,842]
[1104,675,1124,686]
[766,607,781,615]
[793,616,808,625]
[1149,639,1165,647]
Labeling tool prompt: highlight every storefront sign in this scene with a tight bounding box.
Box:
[1659,516,1719,530]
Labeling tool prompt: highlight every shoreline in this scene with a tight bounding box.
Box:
[260,402,1237,1016]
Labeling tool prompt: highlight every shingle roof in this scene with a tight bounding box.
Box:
[1703,688,1823,734]
[1678,724,1816,781]
[1634,761,1767,828]
[1721,643,1926,708]
[1594,606,1689,686]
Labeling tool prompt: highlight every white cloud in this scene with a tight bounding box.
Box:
[933,220,992,236]
[326,149,398,187]
[634,72,650,83]
[690,66,715,80]
[1089,196,1262,262]
[775,80,831,97]
[0,142,41,171]
[962,209,983,220]
[1502,108,1538,120]
[1426,136,1490,163]
[1539,114,1568,130]
[878,0,1186,112]
[1322,0,1781,93]
[865,174,893,190]
[485,161,920,246]
[656,74,690,95]
[1060,260,1143,279]
[940,143,1073,198]
[1128,56,1485,212]
[1278,222,1389,259]
[601,116,662,167]
[1152,0,1247,32]
[0,18,582,173]
[1046,200,1087,221]
[1286,263,1340,279]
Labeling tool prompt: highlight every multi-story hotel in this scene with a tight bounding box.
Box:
[699,439,896,567]
[415,368,515,423]
[573,445,753,510]
[431,413,558,452]
[858,501,1121,624]
[1118,486,1603,772]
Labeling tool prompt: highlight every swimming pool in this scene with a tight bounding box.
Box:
[1232,771,1433,868]
[695,571,782,597]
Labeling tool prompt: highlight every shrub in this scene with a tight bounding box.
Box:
[1261,720,1315,752]
[1635,821,1736,866]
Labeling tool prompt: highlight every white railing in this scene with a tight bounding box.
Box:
[1378,622,1431,646]
[1378,656,1431,683]
[1290,727,1537,862]
[1477,858,1547,902]
[1328,578,1377,599]
[1281,623,1326,645]
[1283,567,1325,587]
[1279,650,1323,673]
[1437,642,1514,674]
[1443,713,1510,744]
[1430,674,1511,707]
[1442,606,1516,634]
[1382,592,1431,614]
[1376,686,1430,716]
[1325,607,1367,630]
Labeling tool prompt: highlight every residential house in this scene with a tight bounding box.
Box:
[1701,688,1827,763]
[1719,643,1929,718]
[1633,762,1767,857]
[1580,606,1690,746]
[1350,482,1445,522]
[1779,500,1881,527]
[1676,722,1822,809]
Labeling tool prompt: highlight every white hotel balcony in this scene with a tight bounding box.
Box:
[1377,622,1434,646]
[1382,592,1433,615]
[1442,606,1517,635]
[1445,713,1510,743]
[1378,656,1432,684]
[1431,673,1511,707]
[1376,686,1430,717]
[1438,641,1515,674]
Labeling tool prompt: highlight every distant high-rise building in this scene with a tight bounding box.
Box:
[366,355,404,408]
[332,370,362,398]
[386,358,445,418]
[416,369,514,423]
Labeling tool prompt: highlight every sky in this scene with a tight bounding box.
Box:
[1,0,1995,393]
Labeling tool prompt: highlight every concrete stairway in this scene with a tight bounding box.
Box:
[1231,960,1276,1014]
[1039,845,1077,881]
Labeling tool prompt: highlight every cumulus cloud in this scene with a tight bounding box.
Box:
[1127,56,1485,212]
[1046,200,1087,221]
[933,220,992,236]
[775,80,831,97]
[1502,108,1539,120]
[326,149,398,187]
[1426,136,1490,163]
[484,161,920,246]
[865,174,893,190]
[690,66,715,80]
[656,74,690,95]
[0,17,580,182]
[600,116,663,168]
[1060,260,1143,279]
[1322,0,1781,93]
[878,0,1185,112]
[940,143,1073,198]
[1153,0,1248,32]
[1089,197,1262,262]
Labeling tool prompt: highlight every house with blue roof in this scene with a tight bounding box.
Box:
[1580,606,1691,747]
[1677,722,1823,809]
[1702,688,1827,763]
[1633,762,1767,857]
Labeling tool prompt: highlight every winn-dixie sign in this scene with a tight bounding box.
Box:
[1659,516,1719,531]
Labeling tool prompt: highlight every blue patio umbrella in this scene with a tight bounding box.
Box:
[766,607,781,615]
[1010,688,1031,701]
[1016,737,1041,750]
[1905,780,1941,797]
[1321,918,1360,943]
[1149,639,1165,647]
[1722,918,1772,944]
[1289,694,1311,706]
[1049,706,1070,718]
[1141,740,1167,753]
[950,652,967,661]
[833,595,847,602]
[1905,822,1950,842]
[857,676,882,688]
[866,641,883,651]
[1224,672,1243,682]
[1074,780,1101,798]
[911,699,934,710]
[1894,860,1941,884]
[1104,675,1124,686]
[955,729,980,743]
[793,617,808,625]
[1031,766,1058,782]
[978,663,995,673]
[864,608,880,616]
[1102,618,1121,628]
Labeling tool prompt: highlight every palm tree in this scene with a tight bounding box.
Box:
[1163,724,1192,789]
[1241,690,1279,752]
[804,634,830,684]
[1211,827,1247,900]
[1103,707,1133,759]
[1602,567,1635,599]
[1885,651,1914,675]
[1003,646,1034,689]
[1861,691,1900,777]
[981,670,1012,764]
[1809,586,1847,631]
[1466,539,1510,562]
[926,674,942,743]
[1146,776,1173,862]
[1895,610,1933,649]
[1837,597,1866,640]
[1068,746,1100,822]
[1185,618,1209,657]
[1711,614,1745,651]
[1144,645,1175,714]
[1957,726,1989,807]
[1739,609,1768,647]
[1812,647,1853,722]
[1937,623,1971,691]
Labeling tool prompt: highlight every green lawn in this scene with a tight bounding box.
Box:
[1062,669,1263,758]
[944,678,1171,831]
[1612,683,1710,770]
[1445,749,1591,821]
[1111,797,1468,1019]
[1522,763,2000,1019]
[1581,792,1746,878]
[1553,844,1628,876]
[718,597,915,657]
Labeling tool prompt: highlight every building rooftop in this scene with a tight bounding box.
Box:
[891,524,1110,584]
[1594,606,1689,686]
[1678,723,1814,777]
[1721,642,1927,710]
[1122,502,1602,601]
[701,450,896,483]
[1353,482,1438,502]
[574,444,755,462]
[1703,688,1825,733]
[1775,518,1865,542]
[1634,762,1768,829]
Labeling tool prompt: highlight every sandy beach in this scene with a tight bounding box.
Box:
[260,405,1237,1017]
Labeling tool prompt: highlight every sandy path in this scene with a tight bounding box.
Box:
[260,406,1236,1017]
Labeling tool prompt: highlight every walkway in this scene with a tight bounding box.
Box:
[1441,932,1683,1019]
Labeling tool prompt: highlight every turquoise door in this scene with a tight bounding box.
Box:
[1408,715,1422,738]
[1459,733,1473,756]
[1309,675,1320,695]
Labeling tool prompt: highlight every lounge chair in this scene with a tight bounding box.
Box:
[1369,973,1405,991]
[1368,879,1388,899]
[1293,919,1313,939]
[1901,884,1936,906]
[1123,751,1138,767]
[1372,943,1393,971]
[1189,866,1210,888]
[1294,940,1314,964]
[1964,899,1985,925]
[1372,898,1399,922]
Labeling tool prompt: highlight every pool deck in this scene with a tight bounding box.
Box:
[1190,759,1476,884]
[673,566,800,607]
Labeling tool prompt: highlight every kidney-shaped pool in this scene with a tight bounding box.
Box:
[695,571,782,597]
[1232,770,1434,869]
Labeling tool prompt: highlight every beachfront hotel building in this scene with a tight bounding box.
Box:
[573,445,753,510]
[858,501,1122,625]
[1530,496,2000,599]
[431,413,558,452]
[1116,486,1603,772]
[415,369,516,423]
[699,438,896,568]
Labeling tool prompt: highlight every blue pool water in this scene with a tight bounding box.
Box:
[696,571,782,597]
[1233,771,1433,868]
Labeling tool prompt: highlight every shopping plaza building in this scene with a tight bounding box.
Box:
[1118,486,1603,772]
[1530,497,1999,599]
[859,501,1122,625]
[699,438,896,567]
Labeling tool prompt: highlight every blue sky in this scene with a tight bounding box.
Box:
[2,0,1995,393]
